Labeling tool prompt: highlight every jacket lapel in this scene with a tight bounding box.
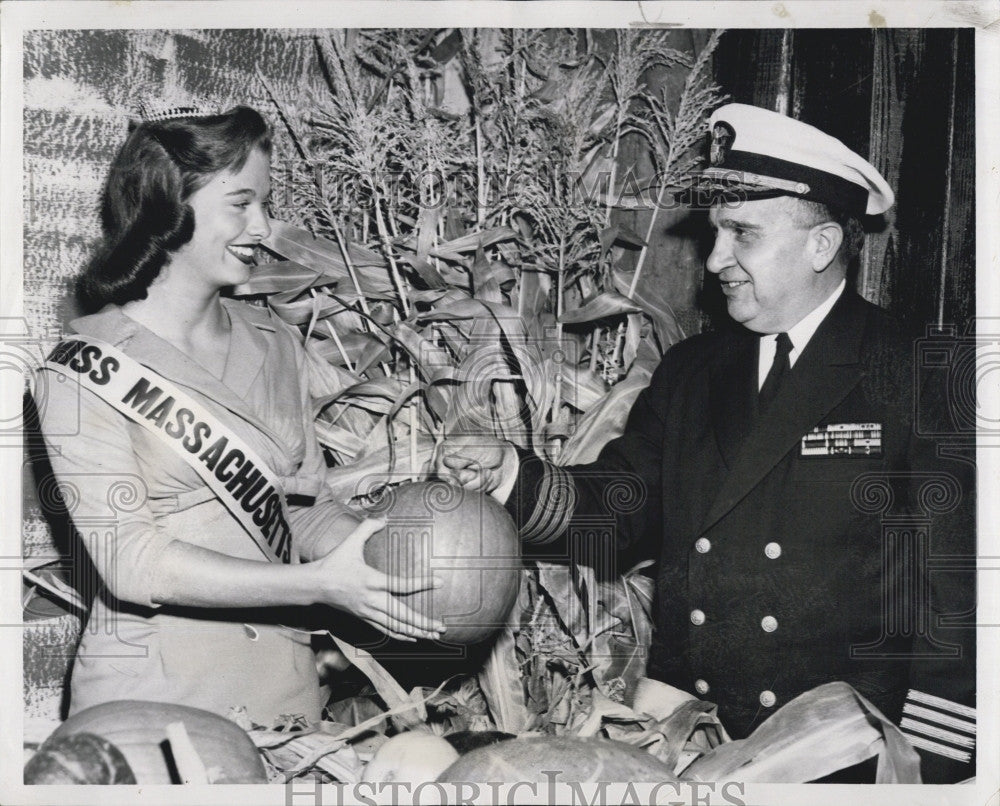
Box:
[709,328,759,470]
[70,302,282,448]
[699,290,869,535]
[219,298,269,401]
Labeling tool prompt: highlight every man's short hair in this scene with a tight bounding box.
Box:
[786,197,865,269]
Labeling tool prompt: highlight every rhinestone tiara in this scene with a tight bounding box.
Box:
[135,99,217,124]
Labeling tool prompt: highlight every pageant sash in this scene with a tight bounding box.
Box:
[42,337,293,563]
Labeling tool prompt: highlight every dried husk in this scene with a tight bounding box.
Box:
[683,682,922,783]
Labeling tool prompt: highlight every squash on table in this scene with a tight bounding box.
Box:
[48,700,267,784]
[25,733,136,785]
[362,730,459,784]
[437,735,679,782]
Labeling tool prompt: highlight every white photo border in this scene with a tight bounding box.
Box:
[1,2,997,805]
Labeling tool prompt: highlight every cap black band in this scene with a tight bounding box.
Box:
[701,150,869,217]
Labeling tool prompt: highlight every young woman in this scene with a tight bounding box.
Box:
[36,105,443,726]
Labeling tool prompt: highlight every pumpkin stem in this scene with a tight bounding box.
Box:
[166,722,210,784]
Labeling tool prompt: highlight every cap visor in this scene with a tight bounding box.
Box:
[674,175,789,208]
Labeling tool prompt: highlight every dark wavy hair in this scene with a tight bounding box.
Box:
[77,106,272,311]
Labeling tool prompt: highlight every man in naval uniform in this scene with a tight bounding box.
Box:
[437,103,976,783]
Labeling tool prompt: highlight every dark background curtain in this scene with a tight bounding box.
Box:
[713,28,975,335]
[634,28,975,338]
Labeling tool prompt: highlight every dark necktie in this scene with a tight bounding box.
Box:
[758,332,793,411]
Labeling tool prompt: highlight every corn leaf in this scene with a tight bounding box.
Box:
[429,226,520,261]
[405,255,450,291]
[426,360,521,386]
[557,340,658,465]
[613,267,686,351]
[622,313,644,371]
[384,379,428,421]
[648,699,727,774]
[576,689,640,737]
[417,300,529,358]
[354,339,393,376]
[312,420,367,458]
[471,246,503,303]
[388,322,454,379]
[558,292,644,325]
[317,378,409,409]
[407,287,453,304]
[398,253,471,290]
[325,439,436,503]
[682,682,921,783]
[302,341,363,399]
[309,331,386,367]
[514,268,552,321]
[623,571,655,654]
[536,562,590,649]
[477,625,532,734]
[232,261,338,295]
[263,219,395,296]
[630,677,700,723]
[268,291,349,326]
[327,633,428,732]
[598,225,647,262]
[414,205,446,289]
[424,383,452,424]
[274,733,364,783]
[560,364,608,413]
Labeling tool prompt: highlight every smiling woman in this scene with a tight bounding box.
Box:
[77,106,272,312]
[162,147,272,294]
[32,104,446,727]
[114,125,276,377]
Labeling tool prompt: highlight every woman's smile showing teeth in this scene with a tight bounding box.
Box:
[226,244,257,265]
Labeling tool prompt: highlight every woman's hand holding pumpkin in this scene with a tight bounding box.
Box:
[309,518,446,642]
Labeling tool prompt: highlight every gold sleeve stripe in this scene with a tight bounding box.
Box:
[519,461,554,541]
[901,733,972,764]
[902,703,976,736]
[520,462,576,545]
[906,689,976,721]
[899,717,975,750]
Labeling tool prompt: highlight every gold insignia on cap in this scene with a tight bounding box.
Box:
[710,122,734,166]
[696,104,895,216]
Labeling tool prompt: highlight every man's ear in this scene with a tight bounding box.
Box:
[809,221,844,272]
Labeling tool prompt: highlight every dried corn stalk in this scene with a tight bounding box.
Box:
[240,27,726,777]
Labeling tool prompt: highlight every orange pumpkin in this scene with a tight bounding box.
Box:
[48,700,267,784]
[363,481,521,645]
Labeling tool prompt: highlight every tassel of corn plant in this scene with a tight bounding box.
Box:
[630,30,724,301]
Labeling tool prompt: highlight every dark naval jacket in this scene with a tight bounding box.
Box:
[507,289,976,783]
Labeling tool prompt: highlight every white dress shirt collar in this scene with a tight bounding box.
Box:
[758,279,846,388]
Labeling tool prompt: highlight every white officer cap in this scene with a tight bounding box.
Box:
[686,103,894,217]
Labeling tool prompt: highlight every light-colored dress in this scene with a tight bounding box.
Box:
[37,298,347,725]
